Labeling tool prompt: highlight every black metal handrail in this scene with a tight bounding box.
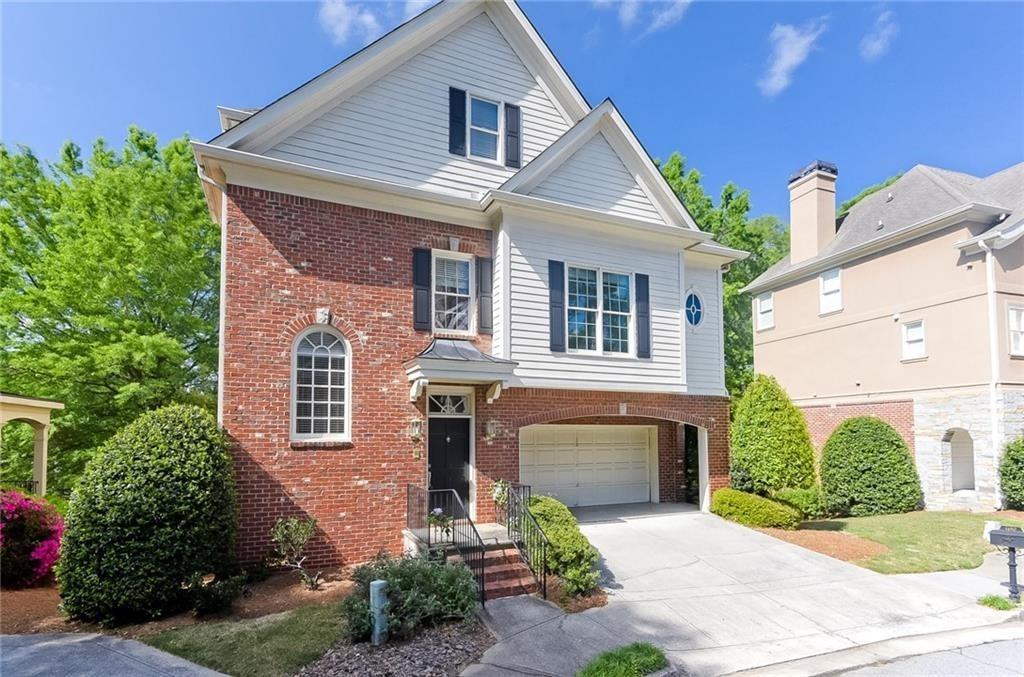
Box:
[407,484,487,605]
[505,483,549,599]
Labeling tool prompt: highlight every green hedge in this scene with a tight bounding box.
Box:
[774,486,826,520]
[820,417,922,517]
[528,495,599,595]
[1000,436,1024,510]
[711,488,802,529]
[57,405,236,624]
[730,375,816,495]
[340,553,477,642]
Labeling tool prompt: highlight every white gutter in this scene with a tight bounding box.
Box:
[197,164,229,427]
[979,239,1002,474]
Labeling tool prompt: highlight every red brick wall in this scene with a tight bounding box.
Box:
[800,399,915,454]
[223,185,731,567]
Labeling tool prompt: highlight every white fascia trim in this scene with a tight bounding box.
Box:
[744,202,1009,294]
[688,241,749,264]
[506,377,690,394]
[482,189,710,245]
[498,100,698,231]
[405,359,517,384]
[217,106,256,132]
[955,216,1024,254]
[192,141,491,229]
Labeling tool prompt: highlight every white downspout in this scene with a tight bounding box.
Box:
[198,165,229,426]
[979,239,1001,493]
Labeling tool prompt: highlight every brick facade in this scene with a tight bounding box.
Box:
[223,185,730,567]
[800,399,915,454]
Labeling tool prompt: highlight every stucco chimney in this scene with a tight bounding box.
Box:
[788,160,838,264]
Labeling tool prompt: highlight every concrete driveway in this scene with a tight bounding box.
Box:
[467,504,1010,676]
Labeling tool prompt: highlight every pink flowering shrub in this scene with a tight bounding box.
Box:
[0,490,64,587]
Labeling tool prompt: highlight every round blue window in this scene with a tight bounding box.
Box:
[685,292,704,327]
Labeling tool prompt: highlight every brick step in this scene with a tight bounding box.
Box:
[483,547,522,566]
[485,574,539,600]
[483,561,534,583]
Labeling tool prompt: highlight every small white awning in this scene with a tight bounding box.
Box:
[404,339,517,402]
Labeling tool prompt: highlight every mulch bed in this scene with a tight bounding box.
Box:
[760,527,889,562]
[547,577,608,614]
[0,568,353,637]
[298,621,495,677]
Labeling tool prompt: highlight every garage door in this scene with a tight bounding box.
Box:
[520,425,653,507]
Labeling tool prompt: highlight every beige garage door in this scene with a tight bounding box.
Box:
[519,425,653,507]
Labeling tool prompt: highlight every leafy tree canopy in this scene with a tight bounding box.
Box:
[659,153,789,396]
[838,173,902,216]
[0,128,218,495]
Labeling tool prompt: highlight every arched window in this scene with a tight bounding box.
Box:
[685,290,704,327]
[293,327,350,441]
[945,428,975,491]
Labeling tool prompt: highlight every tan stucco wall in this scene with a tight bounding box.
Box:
[752,221,1019,401]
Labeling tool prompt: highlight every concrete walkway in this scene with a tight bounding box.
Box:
[1,633,222,677]
[466,504,1011,676]
[841,639,1023,676]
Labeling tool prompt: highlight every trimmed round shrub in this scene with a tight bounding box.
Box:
[1000,436,1024,509]
[57,404,236,623]
[0,490,64,587]
[529,495,599,595]
[711,488,801,529]
[730,375,816,495]
[820,417,922,517]
[774,486,827,520]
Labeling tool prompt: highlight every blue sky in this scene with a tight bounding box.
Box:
[3,1,1021,220]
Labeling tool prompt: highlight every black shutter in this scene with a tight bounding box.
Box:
[448,88,466,156]
[549,260,566,352]
[636,273,651,358]
[504,103,521,169]
[477,257,493,335]
[413,248,432,331]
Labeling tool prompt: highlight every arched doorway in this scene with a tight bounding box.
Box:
[945,428,975,492]
[0,393,65,495]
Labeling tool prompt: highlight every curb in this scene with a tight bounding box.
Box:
[726,616,1024,676]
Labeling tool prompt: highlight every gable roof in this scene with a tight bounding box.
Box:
[210,0,589,154]
[745,162,1020,293]
[499,99,700,230]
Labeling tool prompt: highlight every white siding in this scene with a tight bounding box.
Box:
[505,217,685,391]
[528,133,665,224]
[266,12,572,198]
[685,265,726,394]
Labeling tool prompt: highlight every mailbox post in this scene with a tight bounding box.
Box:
[989,526,1023,603]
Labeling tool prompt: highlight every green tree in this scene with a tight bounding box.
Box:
[0,128,218,495]
[838,173,902,216]
[730,374,816,494]
[660,153,789,395]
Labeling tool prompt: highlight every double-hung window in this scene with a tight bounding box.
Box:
[567,266,632,355]
[469,96,499,161]
[1010,305,1024,357]
[756,292,774,330]
[293,328,350,441]
[902,320,926,361]
[819,268,842,314]
[432,253,473,333]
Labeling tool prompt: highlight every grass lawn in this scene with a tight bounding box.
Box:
[576,642,668,677]
[143,602,343,677]
[802,511,1024,574]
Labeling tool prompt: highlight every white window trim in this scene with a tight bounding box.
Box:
[1009,303,1024,357]
[819,268,843,316]
[431,250,475,337]
[565,263,635,358]
[467,94,503,165]
[756,292,774,331]
[684,287,705,329]
[426,385,476,520]
[291,325,352,443]
[901,319,927,362]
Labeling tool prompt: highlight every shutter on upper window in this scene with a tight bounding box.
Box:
[636,274,651,359]
[548,260,565,352]
[477,257,493,335]
[413,248,432,331]
[448,88,466,156]
[504,103,521,169]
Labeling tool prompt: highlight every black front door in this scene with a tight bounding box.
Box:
[428,417,471,504]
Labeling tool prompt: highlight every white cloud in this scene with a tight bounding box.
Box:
[404,0,434,21]
[318,0,383,46]
[758,17,828,97]
[645,0,693,35]
[860,9,898,61]
[617,0,641,28]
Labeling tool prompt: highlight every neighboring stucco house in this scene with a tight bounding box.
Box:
[192,0,745,571]
[746,160,1024,511]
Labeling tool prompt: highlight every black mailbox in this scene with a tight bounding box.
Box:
[990,527,1024,549]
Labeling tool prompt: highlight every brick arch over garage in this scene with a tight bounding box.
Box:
[513,404,719,431]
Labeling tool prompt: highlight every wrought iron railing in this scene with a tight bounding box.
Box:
[504,483,549,599]
[20,480,39,495]
[406,484,487,605]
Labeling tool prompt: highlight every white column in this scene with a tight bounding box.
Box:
[32,424,48,495]
[698,427,711,513]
